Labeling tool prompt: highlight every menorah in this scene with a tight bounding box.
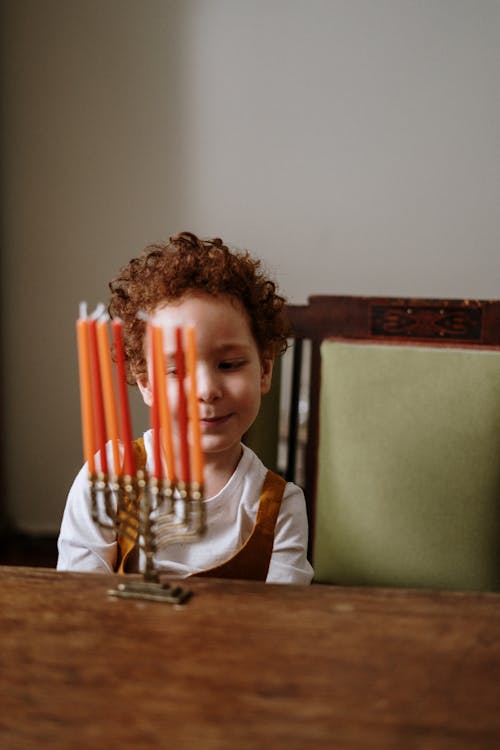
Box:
[76,304,206,604]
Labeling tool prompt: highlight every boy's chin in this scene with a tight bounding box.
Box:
[200,437,243,460]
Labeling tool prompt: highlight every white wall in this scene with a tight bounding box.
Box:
[2,0,500,533]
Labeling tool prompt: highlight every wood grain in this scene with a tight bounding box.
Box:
[1,566,499,749]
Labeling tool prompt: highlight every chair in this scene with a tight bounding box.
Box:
[283,295,500,591]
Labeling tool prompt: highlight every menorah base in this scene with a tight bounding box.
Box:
[108,580,192,604]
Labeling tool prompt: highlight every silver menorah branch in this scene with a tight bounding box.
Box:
[90,470,205,603]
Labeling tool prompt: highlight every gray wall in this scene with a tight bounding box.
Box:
[1,0,500,533]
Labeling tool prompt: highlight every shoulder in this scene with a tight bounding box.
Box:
[239,445,305,509]
[238,444,268,487]
[134,430,154,472]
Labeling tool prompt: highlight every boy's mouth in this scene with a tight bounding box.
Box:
[200,413,233,427]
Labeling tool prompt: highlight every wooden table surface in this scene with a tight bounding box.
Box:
[1,566,499,749]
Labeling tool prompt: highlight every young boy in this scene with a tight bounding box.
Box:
[57,232,313,584]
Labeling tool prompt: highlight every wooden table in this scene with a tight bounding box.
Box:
[1,566,499,749]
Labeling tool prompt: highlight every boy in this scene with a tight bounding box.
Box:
[57,232,313,584]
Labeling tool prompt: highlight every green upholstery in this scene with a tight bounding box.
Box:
[313,341,500,591]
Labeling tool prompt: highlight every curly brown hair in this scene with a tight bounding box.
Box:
[108,231,290,384]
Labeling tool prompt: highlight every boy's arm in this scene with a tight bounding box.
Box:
[266,484,314,585]
[56,463,117,573]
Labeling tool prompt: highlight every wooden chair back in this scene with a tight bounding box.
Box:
[284,295,500,590]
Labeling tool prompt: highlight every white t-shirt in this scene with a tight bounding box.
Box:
[57,432,314,584]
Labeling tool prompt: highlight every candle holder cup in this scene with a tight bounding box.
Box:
[90,470,205,603]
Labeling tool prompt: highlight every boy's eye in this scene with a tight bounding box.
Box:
[219,359,246,371]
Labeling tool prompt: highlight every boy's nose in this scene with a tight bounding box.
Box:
[195,366,222,403]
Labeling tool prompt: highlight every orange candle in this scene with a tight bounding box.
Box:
[175,327,190,484]
[186,326,204,486]
[76,309,96,473]
[112,319,135,476]
[149,322,162,480]
[89,318,108,475]
[96,317,121,476]
[153,325,176,483]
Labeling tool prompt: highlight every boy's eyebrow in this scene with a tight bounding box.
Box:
[162,342,253,355]
[215,342,253,354]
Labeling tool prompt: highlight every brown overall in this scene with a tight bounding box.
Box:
[116,438,286,581]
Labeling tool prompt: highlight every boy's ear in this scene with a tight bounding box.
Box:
[137,376,153,407]
[260,358,274,395]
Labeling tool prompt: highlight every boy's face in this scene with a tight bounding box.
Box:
[137,292,273,469]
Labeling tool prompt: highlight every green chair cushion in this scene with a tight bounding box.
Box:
[313,341,500,591]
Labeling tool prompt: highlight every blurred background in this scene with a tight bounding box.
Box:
[1,0,499,564]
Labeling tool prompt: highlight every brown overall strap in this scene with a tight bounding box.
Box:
[191,470,286,581]
[115,438,146,574]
